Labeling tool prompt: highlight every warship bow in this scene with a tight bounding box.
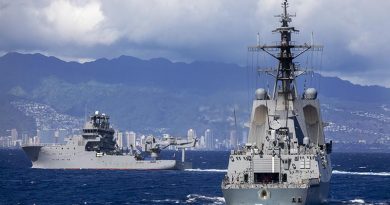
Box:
[222,1,332,204]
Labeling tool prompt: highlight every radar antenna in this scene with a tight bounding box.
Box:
[248,0,323,99]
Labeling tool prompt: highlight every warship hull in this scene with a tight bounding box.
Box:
[23,145,177,170]
[222,182,330,205]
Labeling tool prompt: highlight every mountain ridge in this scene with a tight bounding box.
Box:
[0,52,389,141]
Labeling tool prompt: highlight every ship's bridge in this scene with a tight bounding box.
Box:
[82,111,115,139]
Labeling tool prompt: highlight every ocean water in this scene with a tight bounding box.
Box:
[0,150,389,205]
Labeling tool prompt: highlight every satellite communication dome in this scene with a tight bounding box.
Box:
[255,88,267,100]
[304,88,317,100]
[303,136,310,146]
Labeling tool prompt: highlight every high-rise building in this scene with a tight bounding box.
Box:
[54,130,59,144]
[215,138,221,150]
[205,129,214,150]
[116,131,123,148]
[28,137,34,145]
[241,130,248,144]
[37,129,55,143]
[33,136,40,145]
[11,128,18,143]
[199,135,205,149]
[229,130,237,149]
[0,136,12,147]
[22,133,29,145]
[187,129,196,142]
[126,131,136,148]
[140,135,146,150]
[187,129,197,150]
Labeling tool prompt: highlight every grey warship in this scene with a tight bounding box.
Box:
[22,111,193,170]
[222,1,332,204]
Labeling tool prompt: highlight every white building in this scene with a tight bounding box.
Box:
[187,129,196,142]
[205,129,214,150]
[199,135,205,148]
[229,130,237,149]
[11,128,18,143]
[126,131,136,148]
[116,131,123,148]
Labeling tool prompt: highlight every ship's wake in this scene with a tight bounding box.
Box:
[150,198,181,204]
[185,168,227,172]
[186,194,225,204]
[185,169,390,176]
[147,197,389,205]
[328,198,389,205]
[145,194,225,204]
[332,170,390,176]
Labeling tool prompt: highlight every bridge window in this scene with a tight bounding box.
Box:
[282,173,287,182]
[244,174,248,183]
[254,173,279,183]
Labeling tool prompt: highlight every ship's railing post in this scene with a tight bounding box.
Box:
[250,153,254,184]
[181,148,185,163]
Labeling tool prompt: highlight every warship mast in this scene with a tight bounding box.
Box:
[249,0,322,100]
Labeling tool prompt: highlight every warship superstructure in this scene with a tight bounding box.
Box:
[222,1,332,204]
[22,111,195,170]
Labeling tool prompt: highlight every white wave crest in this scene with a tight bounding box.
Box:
[329,198,389,205]
[349,198,365,203]
[151,199,180,204]
[185,168,227,172]
[186,194,225,204]
[332,170,390,176]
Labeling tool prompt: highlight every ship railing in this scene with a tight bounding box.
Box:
[225,182,308,189]
[22,143,63,146]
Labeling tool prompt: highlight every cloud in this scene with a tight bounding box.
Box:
[0,0,118,49]
[40,0,118,46]
[0,0,389,87]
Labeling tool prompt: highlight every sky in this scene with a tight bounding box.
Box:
[0,0,389,87]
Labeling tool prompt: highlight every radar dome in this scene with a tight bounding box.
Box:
[255,88,267,100]
[304,88,317,100]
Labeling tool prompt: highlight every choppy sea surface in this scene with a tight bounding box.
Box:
[0,150,389,205]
